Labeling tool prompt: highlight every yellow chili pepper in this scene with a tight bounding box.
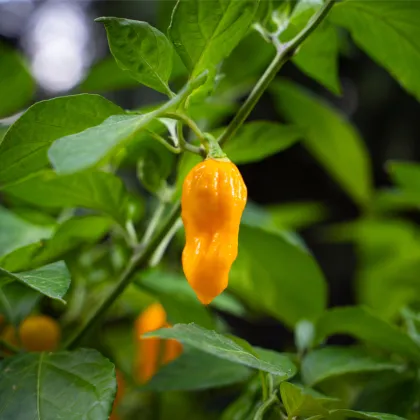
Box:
[181,157,247,304]
[19,315,60,352]
[134,303,182,384]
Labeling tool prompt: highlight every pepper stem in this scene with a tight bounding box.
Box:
[204,133,227,159]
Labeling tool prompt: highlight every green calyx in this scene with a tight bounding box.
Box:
[204,133,227,159]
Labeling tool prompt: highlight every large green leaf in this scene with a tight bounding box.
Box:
[315,307,420,364]
[216,31,274,98]
[0,283,40,327]
[223,121,302,164]
[48,76,206,174]
[230,225,327,327]
[0,42,34,118]
[301,346,404,386]
[79,56,139,92]
[388,161,420,195]
[96,18,173,95]
[271,80,371,207]
[328,409,406,420]
[2,171,129,225]
[169,0,259,76]
[137,270,246,320]
[0,94,123,187]
[331,0,420,101]
[0,261,70,303]
[0,215,111,272]
[281,1,341,94]
[0,206,53,258]
[280,382,331,418]
[0,349,116,420]
[293,21,341,95]
[146,323,297,378]
[353,371,418,417]
[137,270,215,329]
[143,348,252,391]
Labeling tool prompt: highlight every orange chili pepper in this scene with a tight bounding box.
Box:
[134,303,182,384]
[181,157,247,304]
[19,315,60,352]
[110,370,125,420]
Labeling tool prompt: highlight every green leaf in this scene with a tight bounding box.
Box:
[293,21,341,95]
[143,348,252,391]
[0,94,123,187]
[328,409,406,420]
[280,382,329,418]
[331,0,420,101]
[271,80,372,207]
[2,170,129,225]
[0,261,70,303]
[301,346,404,386]
[137,270,215,329]
[145,323,297,378]
[281,0,340,94]
[0,349,116,420]
[0,42,34,118]
[221,377,261,420]
[169,0,260,76]
[268,201,328,230]
[96,17,173,95]
[79,56,139,92]
[48,75,207,175]
[223,122,302,164]
[315,307,420,364]
[230,225,327,327]
[217,31,274,98]
[0,283,40,326]
[136,138,175,194]
[0,206,53,258]
[353,371,418,417]
[0,215,111,272]
[388,161,420,195]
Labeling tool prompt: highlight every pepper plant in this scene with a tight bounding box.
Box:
[1,0,420,419]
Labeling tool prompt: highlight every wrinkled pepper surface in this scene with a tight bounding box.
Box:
[134,303,182,384]
[182,157,247,304]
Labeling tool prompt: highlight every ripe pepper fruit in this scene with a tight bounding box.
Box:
[181,157,247,304]
[19,315,61,352]
[110,370,125,420]
[0,315,60,353]
[134,303,182,384]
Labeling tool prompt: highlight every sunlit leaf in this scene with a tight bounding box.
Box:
[0,94,123,186]
[97,17,173,95]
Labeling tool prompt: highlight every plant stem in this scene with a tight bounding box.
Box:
[218,0,336,146]
[141,201,167,247]
[146,130,181,154]
[0,338,20,354]
[64,3,335,350]
[253,393,279,420]
[65,202,181,350]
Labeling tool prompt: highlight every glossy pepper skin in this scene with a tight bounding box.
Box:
[182,157,247,304]
[134,303,182,384]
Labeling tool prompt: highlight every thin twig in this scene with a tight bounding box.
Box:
[218,0,336,146]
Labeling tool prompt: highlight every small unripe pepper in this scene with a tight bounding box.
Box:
[134,303,182,384]
[181,156,247,304]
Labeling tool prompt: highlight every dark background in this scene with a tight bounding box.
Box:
[1,0,419,350]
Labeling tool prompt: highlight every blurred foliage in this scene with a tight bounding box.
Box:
[2,0,420,419]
